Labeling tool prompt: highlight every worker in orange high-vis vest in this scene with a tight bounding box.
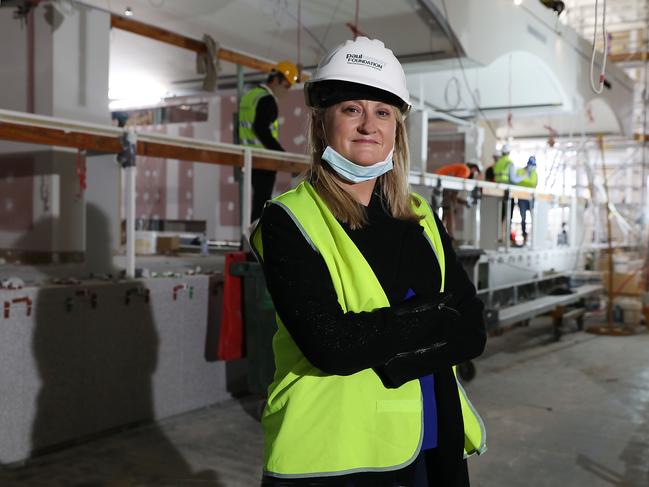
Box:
[434,162,482,240]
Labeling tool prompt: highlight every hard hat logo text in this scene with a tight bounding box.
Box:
[345,53,384,71]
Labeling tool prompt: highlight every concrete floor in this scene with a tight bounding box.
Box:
[1,316,648,487]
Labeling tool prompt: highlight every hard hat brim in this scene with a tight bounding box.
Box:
[304,79,410,113]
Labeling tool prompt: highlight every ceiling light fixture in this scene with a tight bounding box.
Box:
[514,0,522,5]
[108,75,168,110]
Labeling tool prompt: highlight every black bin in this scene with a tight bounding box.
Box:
[230,261,277,395]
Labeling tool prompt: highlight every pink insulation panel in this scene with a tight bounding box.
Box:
[276,89,308,193]
[135,125,167,221]
[219,93,240,226]
[178,124,196,221]
[427,136,466,172]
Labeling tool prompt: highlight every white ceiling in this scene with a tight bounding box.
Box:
[561,0,649,35]
[561,0,649,134]
[77,0,457,101]
[76,0,643,138]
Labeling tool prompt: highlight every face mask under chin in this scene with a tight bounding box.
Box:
[320,146,395,184]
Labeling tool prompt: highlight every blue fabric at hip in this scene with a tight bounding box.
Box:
[420,374,437,450]
[403,288,437,450]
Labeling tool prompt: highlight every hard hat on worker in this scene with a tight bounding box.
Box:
[304,37,411,114]
[276,60,299,86]
[501,143,511,155]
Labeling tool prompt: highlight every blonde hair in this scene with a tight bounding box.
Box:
[304,106,422,229]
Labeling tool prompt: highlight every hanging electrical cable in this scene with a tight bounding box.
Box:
[282,4,327,53]
[346,0,366,39]
[320,0,343,47]
[544,146,563,191]
[39,175,50,213]
[507,54,513,133]
[354,0,359,39]
[641,13,649,289]
[589,0,608,94]
[443,75,461,110]
[597,134,616,329]
[297,0,301,66]
[75,148,87,200]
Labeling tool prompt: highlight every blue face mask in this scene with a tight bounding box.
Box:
[321,145,394,183]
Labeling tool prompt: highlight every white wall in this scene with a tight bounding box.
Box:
[0,10,29,112]
[86,155,121,271]
[51,4,110,122]
[0,4,112,257]
[410,0,634,136]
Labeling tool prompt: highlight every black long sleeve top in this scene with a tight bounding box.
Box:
[253,94,285,152]
[258,186,486,484]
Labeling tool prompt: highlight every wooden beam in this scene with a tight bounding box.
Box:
[110,15,277,73]
[634,132,649,142]
[0,122,122,153]
[218,49,277,74]
[608,51,649,63]
[510,190,532,200]
[481,186,551,201]
[110,15,206,53]
[138,140,242,167]
[482,187,505,198]
[248,156,307,174]
[0,121,305,173]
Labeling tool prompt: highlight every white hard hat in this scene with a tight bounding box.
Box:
[304,37,411,113]
[501,143,511,154]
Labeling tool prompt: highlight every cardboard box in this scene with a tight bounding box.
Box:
[596,248,620,270]
[603,272,645,296]
[135,231,157,255]
[156,235,180,254]
[596,252,614,272]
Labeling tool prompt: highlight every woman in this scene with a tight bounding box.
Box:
[252,37,486,486]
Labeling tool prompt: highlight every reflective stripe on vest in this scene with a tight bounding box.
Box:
[251,181,486,477]
[493,155,513,183]
[516,168,538,188]
[238,85,279,148]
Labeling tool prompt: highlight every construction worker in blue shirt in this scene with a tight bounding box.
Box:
[514,156,538,244]
[494,145,527,242]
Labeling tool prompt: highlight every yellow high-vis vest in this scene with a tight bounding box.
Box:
[238,85,279,147]
[251,181,486,478]
[493,155,513,183]
[516,168,538,188]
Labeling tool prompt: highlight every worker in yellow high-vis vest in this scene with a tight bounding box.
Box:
[493,144,529,243]
[238,60,298,221]
[252,37,487,486]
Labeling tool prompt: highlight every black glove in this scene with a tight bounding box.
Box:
[374,293,461,388]
[375,343,449,389]
[391,292,461,320]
